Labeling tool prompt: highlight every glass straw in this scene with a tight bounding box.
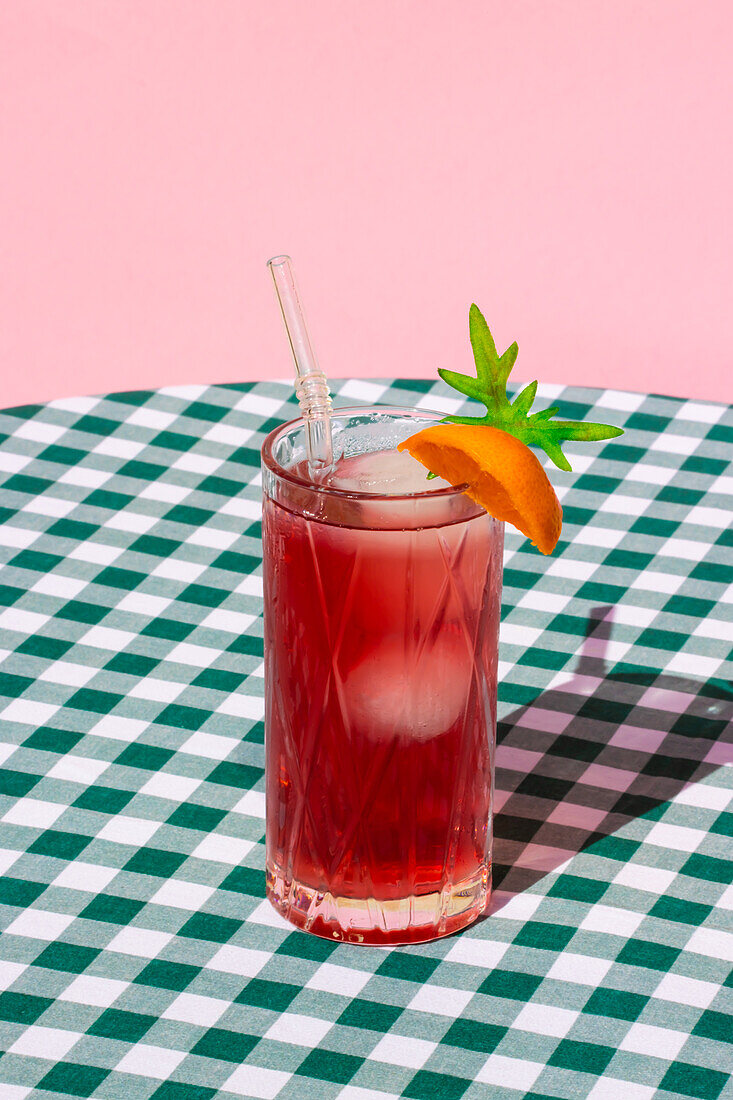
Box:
[267,255,333,477]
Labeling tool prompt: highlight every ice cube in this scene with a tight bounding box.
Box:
[344,633,473,742]
[329,449,453,495]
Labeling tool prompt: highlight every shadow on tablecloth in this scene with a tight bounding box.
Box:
[489,606,732,911]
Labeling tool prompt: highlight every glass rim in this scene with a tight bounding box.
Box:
[261,404,471,501]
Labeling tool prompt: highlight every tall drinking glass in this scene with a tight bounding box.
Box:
[261,407,504,944]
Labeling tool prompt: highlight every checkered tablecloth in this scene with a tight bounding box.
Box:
[0,377,731,1100]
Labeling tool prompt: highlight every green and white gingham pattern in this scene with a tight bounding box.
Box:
[0,378,731,1100]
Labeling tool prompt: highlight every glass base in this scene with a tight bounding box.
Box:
[266,864,490,945]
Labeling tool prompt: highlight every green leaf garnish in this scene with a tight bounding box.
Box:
[438,304,624,472]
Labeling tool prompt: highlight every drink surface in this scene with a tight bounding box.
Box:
[263,447,503,942]
[324,446,453,493]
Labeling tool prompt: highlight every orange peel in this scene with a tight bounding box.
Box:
[398,423,562,555]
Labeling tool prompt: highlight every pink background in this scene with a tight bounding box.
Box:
[1,1,731,409]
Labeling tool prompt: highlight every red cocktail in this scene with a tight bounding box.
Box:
[262,407,503,943]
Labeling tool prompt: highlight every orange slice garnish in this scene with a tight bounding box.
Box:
[398,423,562,555]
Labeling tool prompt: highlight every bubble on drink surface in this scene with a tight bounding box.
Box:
[328,449,453,495]
[344,633,474,742]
